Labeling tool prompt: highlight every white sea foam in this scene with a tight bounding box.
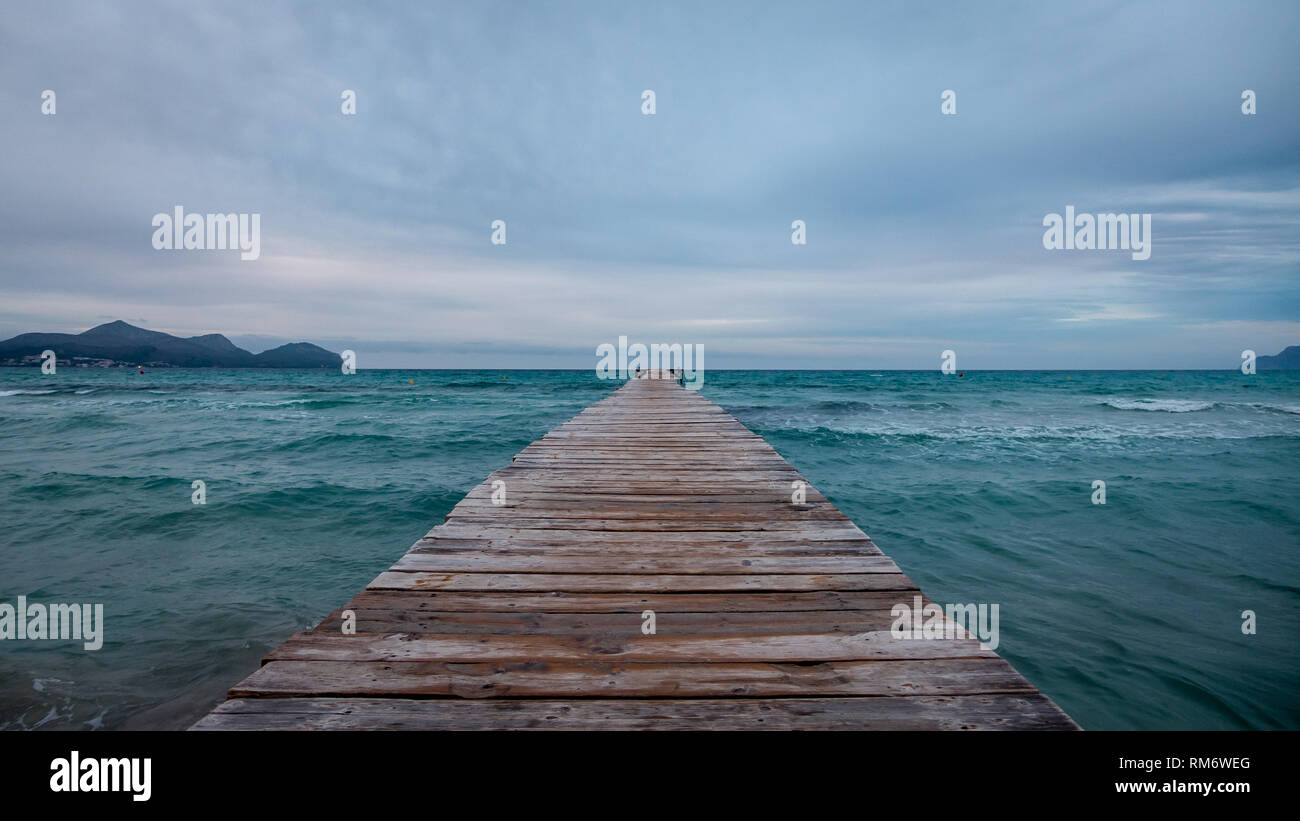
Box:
[1100,398,1216,413]
[32,677,71,693]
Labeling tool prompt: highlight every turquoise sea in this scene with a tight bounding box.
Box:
[1,368,1297,730]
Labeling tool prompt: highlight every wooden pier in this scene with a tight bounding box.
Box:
[194,373,1077,730]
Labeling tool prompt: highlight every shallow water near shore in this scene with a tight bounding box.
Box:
[1,368,1297,730]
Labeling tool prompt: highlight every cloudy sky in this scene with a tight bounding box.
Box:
[1,0,1297,368]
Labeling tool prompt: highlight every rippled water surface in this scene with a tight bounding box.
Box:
[1,368,1297,729]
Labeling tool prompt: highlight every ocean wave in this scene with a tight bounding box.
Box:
[756,420,1294,443]
[236,397,361,410]
[1252,402,1300,416]
[807,399,888,413]
[0,389,57,397]
[1099,398,1217,413]
[278,432,400,452]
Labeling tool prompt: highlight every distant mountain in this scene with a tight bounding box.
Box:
[0,320,339,368]
[1257,346,1300,370]
[253,342,341,368]
[188,333,248,355]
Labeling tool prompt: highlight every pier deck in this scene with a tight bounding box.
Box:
[194,374,1077,730]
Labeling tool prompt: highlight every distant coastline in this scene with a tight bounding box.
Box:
[0,321,338,369]
[2,321,1297,371]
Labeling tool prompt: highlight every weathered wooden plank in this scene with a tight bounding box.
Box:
[312,608,916,635]
[389,552,900,574]
[334,590,931,614]
[228,658,1024,699]
[410,537,884,555]
[265,629,989,663]
[426,530,873,543]
[366,571,918,592]
[436,518,856,532]
[195,695,1079,731]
